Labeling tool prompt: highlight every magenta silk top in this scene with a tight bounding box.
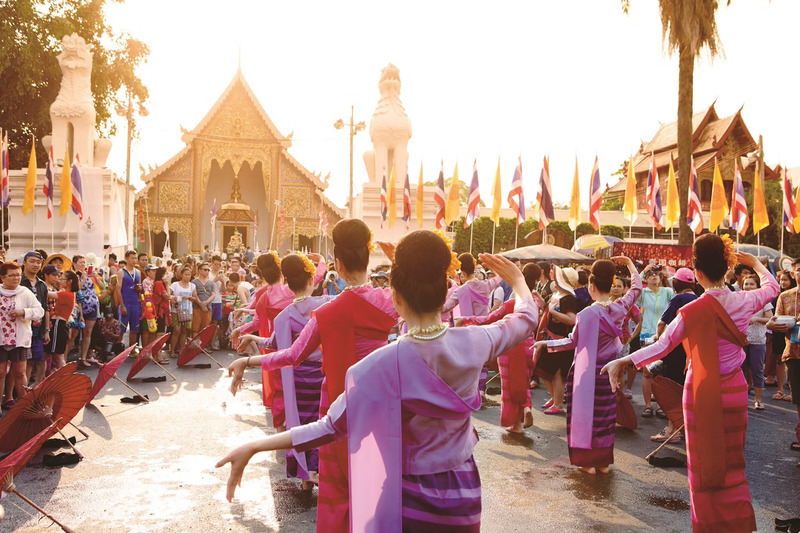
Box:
[289,297,538,474]
[441,276,503,317]
[631,270,779,374]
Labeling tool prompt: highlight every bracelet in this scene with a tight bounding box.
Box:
[246,356,251,368]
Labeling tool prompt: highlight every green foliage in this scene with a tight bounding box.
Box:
[451,216,537,255]
[601,194,624,211]
[424,176,485,207]
[600,224,625,239]
[0,0,149,167]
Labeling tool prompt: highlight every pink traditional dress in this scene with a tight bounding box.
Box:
[546,271,642,468]
[261,286,398,533]
[288,297,538,532]
[631,270,778,533]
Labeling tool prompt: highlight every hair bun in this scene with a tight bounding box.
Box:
[332,219,371,249]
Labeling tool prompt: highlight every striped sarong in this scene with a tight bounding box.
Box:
[565,353,616,468]
[401,456,481,532]
[498,345,531,427]
[285,360,323,478]
[684,369,756,533]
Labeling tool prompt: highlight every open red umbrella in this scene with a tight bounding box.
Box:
[178,325,222,367]
[87,346,149,404]
[646,376,685,461]
[0,371,91,458]
[0,420,76,532]
[127,333,176,381]
[33,362,90,440]
[615,389,638,430]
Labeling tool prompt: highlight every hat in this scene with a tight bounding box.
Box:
[554,266,579,296]
[42,265,60,276]
[23,251,43,261]
[43,253,72,272]
[370,271,389,279]
[673,267,695,284]
[145,264,158,271]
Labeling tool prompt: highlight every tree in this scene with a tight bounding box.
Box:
[0,0,149,167]
[424,177,485,206]
[622,0,728,246]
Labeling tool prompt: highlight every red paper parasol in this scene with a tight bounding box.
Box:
[0,420,76,532]
[646,376,686,462]
[616,389,638,430]
[33,362,90,439]
[127,333,176,381]
[87,346,149,404]
[0,372,91,458]
[178,325,222,367]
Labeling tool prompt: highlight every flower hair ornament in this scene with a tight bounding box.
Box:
[432,229,461,277]
[720,234,737,269]
[367,230,377,253]
[267,250,282,269]
[299,253,316,278]
[612,275,618,287]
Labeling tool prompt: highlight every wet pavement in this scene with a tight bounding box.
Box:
[3,350,799,532]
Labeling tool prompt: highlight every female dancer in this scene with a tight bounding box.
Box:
[534,257,641,474]
[603,235,777,532]
[228,219,398,533]
[218,230,537,532]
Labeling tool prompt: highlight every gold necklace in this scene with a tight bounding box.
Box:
[408,323,448,341]
[343,282,369,291]
[706,284,727,291]
[293,295,311,303]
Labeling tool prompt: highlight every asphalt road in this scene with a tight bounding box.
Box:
[3,350,799,532]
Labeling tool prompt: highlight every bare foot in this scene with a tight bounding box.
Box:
[523,408,534,428]
[578,466,597,475]
[598,467,610,474]
[301,479,314,491]
[505,423,524,434]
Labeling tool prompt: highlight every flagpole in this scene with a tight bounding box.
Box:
[144,196,153,258]
[514,224,519,249]
[270,200,279,250]
[32,208,36,250]
[51,217,54,252]
[491,223,496,254]
[469,224,474,255]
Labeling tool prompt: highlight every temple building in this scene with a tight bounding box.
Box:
[137,67,343,256]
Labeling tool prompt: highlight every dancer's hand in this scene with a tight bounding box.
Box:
[228,358,248,396]
[601,356,631,393]
[229,328,241,348]
[610,256,635,272]
[237,334,258,353]
[307,253,324,264]
[532,340,547,354]
[734,251,765,273]
[479,254,524,292]
[216,442,256,501]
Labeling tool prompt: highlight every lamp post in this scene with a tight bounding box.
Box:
[116,93,149,244]
[334,106,366,218]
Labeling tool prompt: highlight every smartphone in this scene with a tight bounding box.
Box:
[87,265,94,276]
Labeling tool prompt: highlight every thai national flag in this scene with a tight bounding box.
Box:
[731,161,749,236]
[783,168,796,234]
[588,156,602,231]
[70,154,84,220]
[44,146,55,219]
[0,131,8,208]
[402,171,411,230]
[434,161,446,229]
[210,198,217,226]
[687,157,703,234]
[464,159,480,228]
[508,156,525,227]
[646,153,663,230]
[537,157,553,230]
[380,169,388,228]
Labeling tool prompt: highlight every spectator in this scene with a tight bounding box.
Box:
[98,308,125,359]
[573,268,592,311]
[192,262,216,338]
[742,274,772,410]
[20,252,49,386]
[170,267,197,357]
[118,251,143,349]
[638,264,674,418]
[765,270,795,396]
[243,246,255,265]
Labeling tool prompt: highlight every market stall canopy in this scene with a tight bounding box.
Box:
[500,244,593,264]
[572,235,623,256]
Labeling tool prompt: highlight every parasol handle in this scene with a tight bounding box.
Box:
[485,372,500,386]
[151,360,177,380]
[49,422,83,460]
[68,421,90,439]
[9,487,76,533]
[201,348,223,368]
[645,424,685,462]
[112,374,150,403]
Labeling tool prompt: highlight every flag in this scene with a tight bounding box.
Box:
[210,198,217,226]
[22,136,37,215]
[730,160,749,236]
[568,157,581,231]
[783,168,796,234]
[59,149,72,217]
[687,156,703,234]
[508,156,525,227]
[464,159,480,228]
[623,156,638,224]
[254,212,258,233]
[538,156,554,230]
[664,155,679,230]
[752,163,769,234]
[44,146,54,219]
[402,170,411,230]
[434,161,445,229]
[164,217,171,250]
[445,163,460,225]
[137,202,145,244]
[491,157,502,225]
[709,158,728,232]
[646,153,663,230]
[415,162,424,228]
[380,169,388,228]
[70,154,84,220]
[794,178,800,233]
[387,166,396,228]
[0,131,9,208]
[588,156,602,231]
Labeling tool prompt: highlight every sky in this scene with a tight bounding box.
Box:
[103,0,800,210]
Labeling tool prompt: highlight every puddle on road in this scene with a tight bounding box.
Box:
[646,494,690,511]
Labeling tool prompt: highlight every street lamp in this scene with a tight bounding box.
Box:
[334,106,366,218]
[116,93,149,244]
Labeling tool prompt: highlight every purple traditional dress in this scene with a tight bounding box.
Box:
[289,297,538,532]
[546,271,641,468]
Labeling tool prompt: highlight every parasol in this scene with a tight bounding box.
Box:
[615,388,638,430]
[571,235,623,256]
[500,244,593,264]
[87,346,149,404]
[646,376,685,461]
[0,372,91,458]
[34,362,90,440]
[178,325,222,367]
[0,420,76,533]
[127,333,176,381]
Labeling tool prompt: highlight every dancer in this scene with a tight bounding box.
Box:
[229,219,398,533]
[610,276,641,399]
[534,257,641,474]
[603,235,777,533]
[218,230,537,532]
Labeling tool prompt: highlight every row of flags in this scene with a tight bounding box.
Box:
[0,130,84,220]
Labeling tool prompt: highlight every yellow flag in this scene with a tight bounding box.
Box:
[623,155,637,223]
[752,163,769,233]
[59,149,72,217]
[445,163,460,224]
[568,157,581,231]
[415,162,424,228]
[387,166,396,228]
[665,156,679,230]
[709,158,728,232]
[22,137,37,215]
[491,158,502,224]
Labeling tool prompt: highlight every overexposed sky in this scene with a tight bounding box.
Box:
[103,0,800,209]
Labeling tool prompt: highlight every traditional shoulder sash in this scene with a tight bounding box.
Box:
[679,295,748,488]
[457,282,490,317]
